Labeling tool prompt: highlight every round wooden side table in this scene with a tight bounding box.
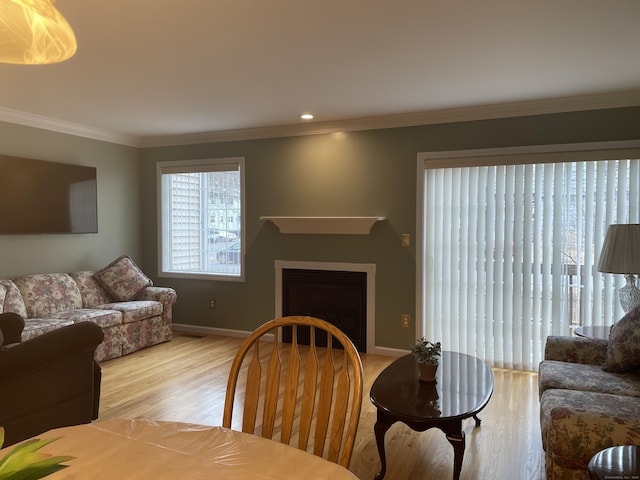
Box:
[574,325,611,340]
[588,445,640,479]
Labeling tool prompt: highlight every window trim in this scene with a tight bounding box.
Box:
[421,140,640,169]
[156,157,245,282]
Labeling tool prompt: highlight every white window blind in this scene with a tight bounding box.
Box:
[421,153,640,371]
[158,158,244,280]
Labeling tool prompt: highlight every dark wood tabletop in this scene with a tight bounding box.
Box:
[574,325,611,340]
[588,445,640,479]
[370,351,494,480]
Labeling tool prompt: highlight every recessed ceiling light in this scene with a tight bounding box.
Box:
[300,113,314,120]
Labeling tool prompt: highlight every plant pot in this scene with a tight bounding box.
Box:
[416,383,441,414]
[417,362,438,383]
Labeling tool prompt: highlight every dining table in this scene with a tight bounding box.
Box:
[0,419,359,479]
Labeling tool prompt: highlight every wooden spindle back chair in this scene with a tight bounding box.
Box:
[222,316,364,468]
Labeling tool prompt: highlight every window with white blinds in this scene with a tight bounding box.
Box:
[419,147,640,371]
[157,158,244,280]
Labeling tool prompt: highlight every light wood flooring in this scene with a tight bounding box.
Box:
[99,332,546,480]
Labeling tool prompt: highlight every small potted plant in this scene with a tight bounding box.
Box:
[410,338,441,382]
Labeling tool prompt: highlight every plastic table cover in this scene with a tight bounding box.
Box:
[0,419,358,479]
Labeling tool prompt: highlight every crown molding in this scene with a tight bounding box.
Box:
[0,106,139,147]
[138,90,640,147]
[1,90,639,148]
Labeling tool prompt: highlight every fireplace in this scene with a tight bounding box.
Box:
[275,260,376,353]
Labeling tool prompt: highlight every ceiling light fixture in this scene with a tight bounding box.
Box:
[0,0,77,64]
[300,113,314,120]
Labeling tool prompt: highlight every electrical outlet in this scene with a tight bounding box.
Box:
[402,234,410,247]
[401,314,410,328]
[209,299,216,309]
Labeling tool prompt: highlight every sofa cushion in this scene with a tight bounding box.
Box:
[540,359,640,397]
[13,274,82,318]
[97,301,162,324]
[49,309,123,329]
[0,281,28,319]
[603,306,640,373]
[94,256,152,302]
[68,271,113,308]
[21,318,75,342]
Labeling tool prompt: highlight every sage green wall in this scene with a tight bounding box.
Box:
[1,108,638,352]
[0,122,142,278]
[140,107,640,351]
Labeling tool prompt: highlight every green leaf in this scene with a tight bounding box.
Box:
[0,437,74,480]
[0,462,70,480]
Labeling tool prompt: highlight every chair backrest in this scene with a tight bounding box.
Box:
[223,316,364,468]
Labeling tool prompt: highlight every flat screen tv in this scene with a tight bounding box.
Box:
[0,155,98,234]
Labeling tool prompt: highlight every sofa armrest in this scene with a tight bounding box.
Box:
[541,389,640,472]
[0,312,25,346]
[0,322,104,377]
[135,286,177,322]
[544,335,608,365]
[135,286,177,306]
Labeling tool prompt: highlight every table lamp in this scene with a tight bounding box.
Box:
[597,224,640,313]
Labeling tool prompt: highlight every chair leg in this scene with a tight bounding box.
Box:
[93,361,102,419]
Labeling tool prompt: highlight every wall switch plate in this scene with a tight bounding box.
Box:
[401,314,410,327]
[402,234,410,247]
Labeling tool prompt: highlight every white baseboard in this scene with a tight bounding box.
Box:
[172,323,406,357]
[370,346,409,358]
[172,323,258,339]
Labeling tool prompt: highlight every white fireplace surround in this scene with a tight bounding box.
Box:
[275,259,376,353]
[174,260,407,356]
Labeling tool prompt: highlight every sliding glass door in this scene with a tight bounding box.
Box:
[419,146,639,371]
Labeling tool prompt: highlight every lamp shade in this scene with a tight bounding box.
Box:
[0,0,76,64]
[597,224,640,274]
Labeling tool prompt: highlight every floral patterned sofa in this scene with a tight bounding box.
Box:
[538,306,640,480]
[0,255,177,362]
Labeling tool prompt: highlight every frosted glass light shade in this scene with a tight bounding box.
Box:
[0,0,77,64]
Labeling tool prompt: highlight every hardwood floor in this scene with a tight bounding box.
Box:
[99,332,546,479]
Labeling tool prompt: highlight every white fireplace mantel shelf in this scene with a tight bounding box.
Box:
[260,216,386,234]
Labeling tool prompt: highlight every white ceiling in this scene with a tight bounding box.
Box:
[1,0,640,147]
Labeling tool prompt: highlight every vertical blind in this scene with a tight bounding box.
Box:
[422,157,640,371]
